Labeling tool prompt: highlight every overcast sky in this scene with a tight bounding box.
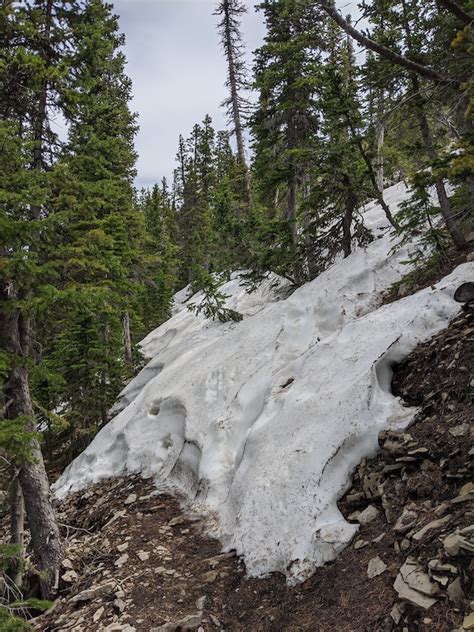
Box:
[113,0,266,189]
[113,1,360,190]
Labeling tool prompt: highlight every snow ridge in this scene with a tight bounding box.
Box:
[54,183,473,583]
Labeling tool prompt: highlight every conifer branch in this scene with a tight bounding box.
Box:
[317,0,459,87]
[436,0,473,26]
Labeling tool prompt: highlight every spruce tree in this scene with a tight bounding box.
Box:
[214,0,250,193]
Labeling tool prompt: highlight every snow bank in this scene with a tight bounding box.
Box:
[54,183,473,583]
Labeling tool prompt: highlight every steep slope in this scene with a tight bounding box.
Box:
[54,183,473,583]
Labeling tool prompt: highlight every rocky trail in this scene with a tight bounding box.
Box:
[33,308,473,632]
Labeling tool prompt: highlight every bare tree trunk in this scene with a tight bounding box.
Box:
[342,179,357,258]
[8,470,24,589]
[122,311,133,367]
[220,0,247,170]
[409,81,467,249]
[287,174,301,282]
[376,105,385,193]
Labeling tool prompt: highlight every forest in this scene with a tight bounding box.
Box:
[0,0,472,629]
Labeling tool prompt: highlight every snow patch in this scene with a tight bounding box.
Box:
[54,183,473,583]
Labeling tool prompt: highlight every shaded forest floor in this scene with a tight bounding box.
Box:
[32,305,473,632]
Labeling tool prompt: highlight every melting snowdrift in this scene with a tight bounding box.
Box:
[54,184,473,583]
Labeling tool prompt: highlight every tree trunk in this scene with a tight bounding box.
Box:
[8,469,24,589]
[221,0,247,171]
[317,0,457,87]
[410,78,467,250]
[345,115,399,230]
[436,0,473,25]
[342,179,357,258]
[122,311,133,367]
[376,110,385,193]
[287,174,301,282]
[0,287,63,600]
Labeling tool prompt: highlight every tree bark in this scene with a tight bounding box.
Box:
[0,291,63,600]
[317,0,458,87]
[376,111,385,193]
[8,469,24,589]
[223,3,246,169]
[342,177,357,258]
[122,311,133,367]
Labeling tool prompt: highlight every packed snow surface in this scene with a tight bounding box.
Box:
[55,184,473,583]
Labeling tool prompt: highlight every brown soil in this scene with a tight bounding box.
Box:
[30,307,473,632]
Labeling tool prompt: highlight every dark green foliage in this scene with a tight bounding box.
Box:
[187,269,243,323]
[0,545,51,631]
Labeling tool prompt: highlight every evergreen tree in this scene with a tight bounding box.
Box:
[214,0,249,171]
[251,0,322,282]
[0,0,74,600]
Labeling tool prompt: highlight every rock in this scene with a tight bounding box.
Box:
[362,473,382,499]
[117,542,129,553]
[71,580,116,603]
[152,613,203,631]
[394,557,439,610]
[412,515,452,542]
[454,282,474,304]
[61,570,79,583]
[115,553,129,567]
[447,577,465,604]
[459,482,474,496]
[380,433,414,456]
[443,532,474,556]
[390,602,405,625]
[358,504,380,525]
[168,516,186,526]
[124,493,137,505]
[137,550,150,561]
[114,598,127,612]
[354,539,368,550]
[463,613,474,630]
[428,559,457,575]
[103,625,136,632]
[399,558,438,597]
[61,558,74,569]
[394,508,418,534]
[448,423,469,437]
[466,252,474,262]
[346,492,366,505]
[431,574,450,587]
[195,596,206,610]
[433,502,451,517]
[93,607,105,623]
[202,570,219,583]
[394,573,437,610]
[367,556,387,578]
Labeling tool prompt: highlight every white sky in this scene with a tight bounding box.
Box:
[113,0,266,189]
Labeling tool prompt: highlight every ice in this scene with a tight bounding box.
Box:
[54,183,473,583]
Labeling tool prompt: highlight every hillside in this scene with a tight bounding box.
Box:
[36,245,473,629]
[45,185,473,599]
